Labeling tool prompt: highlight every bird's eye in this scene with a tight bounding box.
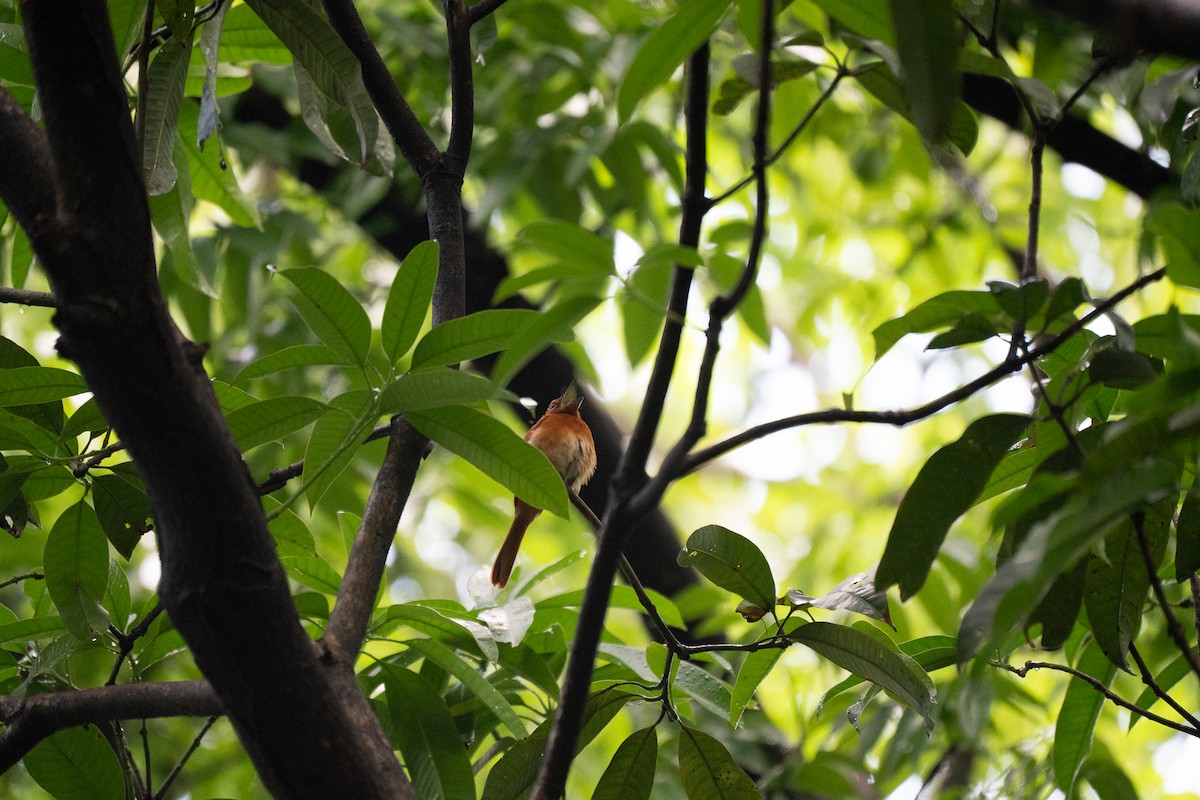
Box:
[548,401,559,410]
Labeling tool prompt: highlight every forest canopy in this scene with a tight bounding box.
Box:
[1,0,1199,798]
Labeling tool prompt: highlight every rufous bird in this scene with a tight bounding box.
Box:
[491,384,597,587]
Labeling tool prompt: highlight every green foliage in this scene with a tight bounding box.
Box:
[3,0,1200,796]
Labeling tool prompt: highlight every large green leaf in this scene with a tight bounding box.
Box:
[301,389,375,511]
[382,240,439,363]
[179,102,259,227]
[379,368,515,413]
[617,0,732,122]
[24,725,125,800]
[809,0,892,42]
[92,469,153,560]
[491,295,599,387]
[1083,503,1168,668]
[0,367,87,406]
[516,220,616,277]
[406,405,569,518]
[143,35,193,195]
[280,268,372,367]
[44,501,110,640]
[594,727,659,800]
[677,525,775,612]
[1175,483,1200,580]
[871,290,1001,360]
[677,725,761,799]
[406,638,528,739]
[411,309,542,369]
[791,622,934,725]
[382,664,476,800]
[958,458,1180,662]
[888,0,960,143]
[482,688,633,800]
[234,345,343,383]
[226,396,328,452]
[877,414,1029,599]
[730,648,784,727]
[1054,642,1116,795]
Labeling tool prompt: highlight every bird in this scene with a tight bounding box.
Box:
[491,384,597,588]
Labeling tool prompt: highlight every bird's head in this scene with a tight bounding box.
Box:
[548,382,585,415]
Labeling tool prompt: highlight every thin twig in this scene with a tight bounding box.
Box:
[994,658,1200,737]
[107,604,166,686]
[151,715,218,800]
[681,267,1168,473]
[1129,642,1200,729]
[1134,512,1200,680]
[0,571,43,591]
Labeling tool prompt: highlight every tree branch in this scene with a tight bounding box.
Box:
[681,267,1168,473]
[0,681,221,774]
[1134,512,1200,681]
[1035,0,1200,60]
[994,659,1200,737]
[324,418,428,659]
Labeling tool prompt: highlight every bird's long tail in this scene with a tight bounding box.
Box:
[491,499,541,587]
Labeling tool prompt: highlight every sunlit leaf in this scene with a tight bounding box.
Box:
[382,240,439,363]
[280,268,372,367]
[382,664,476,800]
[678,525,775,612]
[678,725,761,799]
[411,309,541,370]
[25,725,124,800]
[44,501,111,640]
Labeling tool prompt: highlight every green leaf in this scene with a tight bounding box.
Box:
[233,345,343,383]
[1087,349,1161,390]
[492,295,600,387]
[730,648,784,727]
[178,102,259,228]
[226,396,327,452]
[280,555,343,595]
[411,309,542,369]
[1054,642,1116,795]
[888,0,960,143]
[243,0,389,171]
[482,688,633,800]
[406,638,528,739]
[1083,505,1168,668]
[263,497,317,555]
[810,0,892,42]
[381,664,476,800]
[92,470,153,560]
[376,602,496,661]
[143,35,193,195]
[677,725,761,799]
[791,622,934,725]
[44,501,111,640]
[594,727,659,800]
[877,414,1029,599]
[380,368,515,414]
[0,616,65,645]
[989,279,1049,325]
[516,221,616,276]
[406,405,569,519]
[959,458,1179,662]
[1081,755,1139,800]
[1176,484,1200,581]
[1147,205,1200,289]
[872,290,1000,360]
[24,725,125,800]
[281,268,372,367]
[382,240,439,363]
[301,389,374,511]
[817,634,956,711]
[788,573,893,628]
[617,0,732,122]
[677,525,775,611]
[0,367,87,406]
[622,258,672,367]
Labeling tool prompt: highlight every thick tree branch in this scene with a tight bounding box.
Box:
[1035,0,1200,61]
[531,42,717,800]
[324,418,428,658]
[10,2,411,796]
[0,89,58,242]
[962,73,1173,199]
[0,681,220,774]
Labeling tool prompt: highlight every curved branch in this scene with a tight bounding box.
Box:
[444,0,475,169]
[0,681,220,773]
[320,0,439,176]
[682,267,1168,473]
